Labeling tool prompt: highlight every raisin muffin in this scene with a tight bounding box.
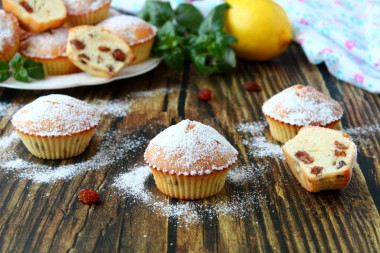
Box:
[144,120,239,200]
[20,28,80,76]
[97,15,157,64]
[0,10,19,62]
[282,126,357,192]
[67,25,135,78]
[11,94,100,159]
[63,0,111,26]
[2,0,67,33]
[262,85,343,143]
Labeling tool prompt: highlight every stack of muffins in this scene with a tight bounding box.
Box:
[0,0,157,78]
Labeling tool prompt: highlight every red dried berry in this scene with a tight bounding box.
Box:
[198,89,212,101]
[334,140,348,150]
[78,189,99,204]
[295,151,314,164]
[243,81,261,92]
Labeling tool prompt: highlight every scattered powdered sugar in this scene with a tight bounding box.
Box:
[20,28,68,58]
[63,0,110,15]
[236,120,284,158]
[145,120,238,175]
[0,132,18,151]
[12,94,100,136]
[98,87,179,117]
[112,165,269,226]
[97,15,157,46]
[262,85,343,126]
[343,124,380,148]
[1,129,148,183]
[0,10,15,51]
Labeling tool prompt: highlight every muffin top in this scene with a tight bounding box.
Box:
[12,94,100,137]
[0,10,19,52]
[63,0,111,15]
[144,120,238,176]
[97,15,157,46]
[262,85,343,126]
[20,28,68,59]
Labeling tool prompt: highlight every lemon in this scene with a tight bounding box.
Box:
[225,0,292,61]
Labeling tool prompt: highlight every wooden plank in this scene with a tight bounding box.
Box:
[0,43,379,252]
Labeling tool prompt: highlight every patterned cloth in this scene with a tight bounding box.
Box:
[111,0,380,93]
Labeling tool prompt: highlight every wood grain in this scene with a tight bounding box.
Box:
[0,43,379,252]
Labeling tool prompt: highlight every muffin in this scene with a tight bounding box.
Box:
[282,126,357,192]
[144,120,239,200]
[262,85,343,143]
[97,15,157,64]
[67,25,135,78]
[11,94,100,159]
[63,0,111,26]
[0,10,19,62]
[2,0,67,33]
[20,28,80,76]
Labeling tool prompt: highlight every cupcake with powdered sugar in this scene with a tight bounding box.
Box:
[144,119,238,200]
[262,85,343,143]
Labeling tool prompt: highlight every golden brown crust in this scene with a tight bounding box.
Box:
[65,1,111,26]
[3,0,67,33]
[0,11,20,62]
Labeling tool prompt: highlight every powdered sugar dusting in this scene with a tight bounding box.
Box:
[11,94,100,136]
[0,10,16,51]
[97,15,157,46]
[236,120,284,158]
[20,28,68,58]
[1,129,148,183]
[112,165,270,226]
[63,0,110,15]
[262,85,343,126]
[145,120,238,174]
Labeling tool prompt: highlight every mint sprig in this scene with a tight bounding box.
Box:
[140,2,237,76]
[0,53,45,83]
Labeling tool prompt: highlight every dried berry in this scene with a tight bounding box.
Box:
[311,166,323,175]
[113,49,126,62]
[198,88,212,101]
[107,65,114,72]
[334,140,348,150]
[20,1,33,13]
[295,151,314,164]
[99,46,111,52]
[243,81,261,92]
[334,150,346,157]
[78,53,90,61]
[78,189,99,204]
[337,161,347,169]
[70,39,85,50]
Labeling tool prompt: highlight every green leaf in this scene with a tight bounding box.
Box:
[0,61,11,82]
[163,47,184,71]
[154,21,182,53]
[24,59,45,79]
[198,3,230,35]
[9,52,24,69]
[13,68,30,83]
[175,3,204,32]
[190,49,206,76]
[139,1,174,28]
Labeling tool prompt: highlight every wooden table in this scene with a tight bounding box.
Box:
[0,43,379,252]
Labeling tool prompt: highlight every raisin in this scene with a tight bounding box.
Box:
[243,81,261,92]
[311,166,323,175]
[334,140,348,149]
[337,161,346,169]
[70,39,85,50]
[20,1,33,13]
[295,151,314,164]
[198,88,212,101]
[99,46,111,52]
[78,189,99,204]
[334,150,346,157]
[78,53,90,61]
[113,49,126,62]
[107,65,114,72]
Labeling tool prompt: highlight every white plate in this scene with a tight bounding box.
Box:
[0,58,161,90]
